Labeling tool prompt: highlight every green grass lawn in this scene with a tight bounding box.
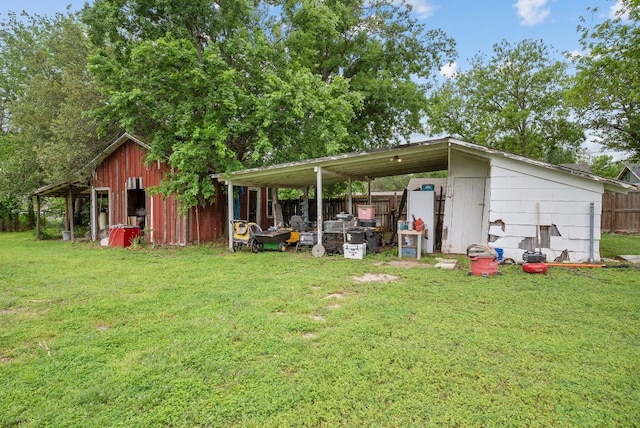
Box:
[600,232,640,258]
[1,232,639,427]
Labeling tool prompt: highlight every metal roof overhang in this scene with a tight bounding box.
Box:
[213,138,452,188]
[212,136,634,194]
[33,178,90,198]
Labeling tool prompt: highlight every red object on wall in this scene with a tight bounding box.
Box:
[522,262,548,274]
[108,226,141,247]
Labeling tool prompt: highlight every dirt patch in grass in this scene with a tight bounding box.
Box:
[323,292,345,299]
[353,273,399,283]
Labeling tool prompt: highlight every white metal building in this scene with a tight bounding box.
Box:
[214,138,633,262]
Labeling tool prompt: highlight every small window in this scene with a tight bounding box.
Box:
[267,188,273,218]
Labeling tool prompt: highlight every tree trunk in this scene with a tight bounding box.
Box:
[27,198,36,229]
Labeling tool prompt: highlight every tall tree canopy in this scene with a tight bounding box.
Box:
[427,39,584,164]
[0,11,112,228]
[572,0,640,160]
[81,0,455,209]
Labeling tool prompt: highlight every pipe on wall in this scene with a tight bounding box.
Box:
[589,202,595,263]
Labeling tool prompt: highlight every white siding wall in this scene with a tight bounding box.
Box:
[489,157,604,262]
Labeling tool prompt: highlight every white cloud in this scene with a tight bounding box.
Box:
[400,0,436,19]
[513,0,551,26]
[609,0,630,20]
[440,62,458,78]
[566,50,583,60]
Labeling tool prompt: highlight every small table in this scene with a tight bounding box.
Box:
[398,229,426,260]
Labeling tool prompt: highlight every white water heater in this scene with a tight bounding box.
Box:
[407,185,435,253]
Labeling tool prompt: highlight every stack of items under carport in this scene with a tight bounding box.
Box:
[343,221,380,259]
[344,227,367,259]
[323,220,347,255]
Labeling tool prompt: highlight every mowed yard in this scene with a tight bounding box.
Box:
[1,232,639,427]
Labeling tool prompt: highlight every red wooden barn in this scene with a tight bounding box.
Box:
[34,133,272,244]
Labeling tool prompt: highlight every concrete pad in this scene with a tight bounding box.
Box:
[435,258,458,270]
[619,255,640,264]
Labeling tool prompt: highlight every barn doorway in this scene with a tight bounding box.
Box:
[93,188,110,240]
[248,188,260,224]
[126,177,146,229]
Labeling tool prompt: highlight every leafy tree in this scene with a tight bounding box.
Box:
[0,11,112,228]
[572,0,640,160]
[81,0,455,211]
[0,12,112,182]
[587,154,625,179]
[427,39,584,164]
[274,0,455,150]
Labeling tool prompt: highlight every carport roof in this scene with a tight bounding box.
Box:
[213,137,452,188]
[212,137,634,193]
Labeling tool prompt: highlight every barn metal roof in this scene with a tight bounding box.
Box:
[213,137,635,193]
[33,133,150,197]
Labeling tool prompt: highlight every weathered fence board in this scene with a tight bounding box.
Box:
[602,191,640,233]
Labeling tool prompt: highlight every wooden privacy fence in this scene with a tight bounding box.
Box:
[601,191,640,233]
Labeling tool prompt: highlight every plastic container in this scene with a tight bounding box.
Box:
[343,243,366,259]
[359,219,376,228]
[324,220,345,233]
[346,229,365,244]
[357,205,375,220]
[401,247,417,258]
[495,248,503,262]
[108,225,141,247]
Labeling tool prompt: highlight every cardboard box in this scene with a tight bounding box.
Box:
[343,243,366,260]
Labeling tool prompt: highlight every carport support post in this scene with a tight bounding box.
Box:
[303,187,309,223]
[227,180,234,251]
[347,178,353,215]
[315,166,323,245]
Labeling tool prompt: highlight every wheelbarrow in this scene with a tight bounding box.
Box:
[251,229,291,252]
